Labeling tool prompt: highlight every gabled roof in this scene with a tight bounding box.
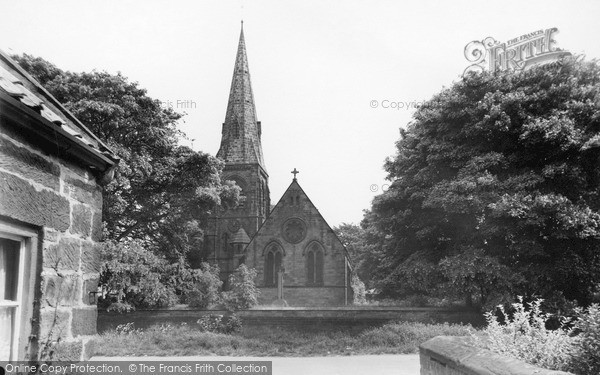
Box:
[245,177,353,266]
[0,50,118,178]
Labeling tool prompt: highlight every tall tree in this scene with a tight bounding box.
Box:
[334,222,382,289]
[13,54,240,264]
[366,58,600,306]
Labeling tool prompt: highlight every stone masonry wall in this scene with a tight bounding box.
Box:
[420,336,573,375]
[0,124,102,361]
[97,307,484,333]
[245,181,349,306]
[258,287,346,306]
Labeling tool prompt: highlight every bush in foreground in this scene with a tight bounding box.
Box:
[570,304,600,375]
[476,298,600,375]
[475,297,576,372]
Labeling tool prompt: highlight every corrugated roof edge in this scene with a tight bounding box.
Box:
[0,49,119,163]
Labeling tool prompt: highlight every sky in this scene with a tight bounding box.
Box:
[2,0,600,226]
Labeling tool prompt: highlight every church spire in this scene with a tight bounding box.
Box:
[217,22,266,169]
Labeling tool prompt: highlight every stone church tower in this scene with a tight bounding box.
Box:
[204,23,270,283]
[204,24,352,305]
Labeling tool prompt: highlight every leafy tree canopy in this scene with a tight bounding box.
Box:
[334,222,381,289]
[13,54,240,264]
[364,58,600,307]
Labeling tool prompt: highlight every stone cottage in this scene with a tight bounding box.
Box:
[0,50,118,361]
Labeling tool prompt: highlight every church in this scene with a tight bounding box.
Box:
[202,24,353,306]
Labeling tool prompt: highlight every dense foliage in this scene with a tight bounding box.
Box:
[100,240,179,308]
[222,264,260,311]
[571,304,600,375]
[333,223,381,290]
[362,58,600,307]
[476,298,576,371]
[13,54,240,264]
[351,274,367,304]
[184,262,223,308]
[476,298,600,375]
[14,54,243,307]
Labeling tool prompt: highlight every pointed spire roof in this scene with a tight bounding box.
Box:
[216,22,266,169]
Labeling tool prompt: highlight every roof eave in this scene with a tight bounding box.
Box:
[0,91,118,180]
[0,50,118,162]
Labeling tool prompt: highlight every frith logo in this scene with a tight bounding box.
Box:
[464,28,572,76]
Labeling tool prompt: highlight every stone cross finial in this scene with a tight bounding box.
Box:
[291,168,299,180]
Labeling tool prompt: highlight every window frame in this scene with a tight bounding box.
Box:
[264,245,283,287]
[306,243,324,286]
[0,221,38,361]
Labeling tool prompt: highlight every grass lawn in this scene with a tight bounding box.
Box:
[93,321,473,357]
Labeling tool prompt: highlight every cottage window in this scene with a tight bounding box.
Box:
[0,222,36,361]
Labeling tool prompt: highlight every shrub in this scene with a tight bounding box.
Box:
[221,315,243,334]
[439,249,516,309]
[100,240,178,308]
[115,322,139,335]
[185,263,223,308]
[475,297,576,372]
[196,314,242,334]
[570,304,600,375]
[351,274,367,305]
[197,314,223,332]
[106,301,135,314]
[222,265,259,311]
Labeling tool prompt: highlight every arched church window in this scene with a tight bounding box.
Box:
[289,196,294,206]
[265,244,283,287]
[306,243,324,286]
[296,195,300,205]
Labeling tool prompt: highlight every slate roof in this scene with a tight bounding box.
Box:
[216,23,266,170]
[0,49,118,173]
[231,227,251,244]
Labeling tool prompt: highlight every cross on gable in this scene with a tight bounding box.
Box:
[291,168,299,180]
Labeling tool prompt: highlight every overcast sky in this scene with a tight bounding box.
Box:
[2,0,600,226]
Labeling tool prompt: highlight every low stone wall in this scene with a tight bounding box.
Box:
[258,286,347,306]
[419,336,573,375]
[98,307,484,333]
